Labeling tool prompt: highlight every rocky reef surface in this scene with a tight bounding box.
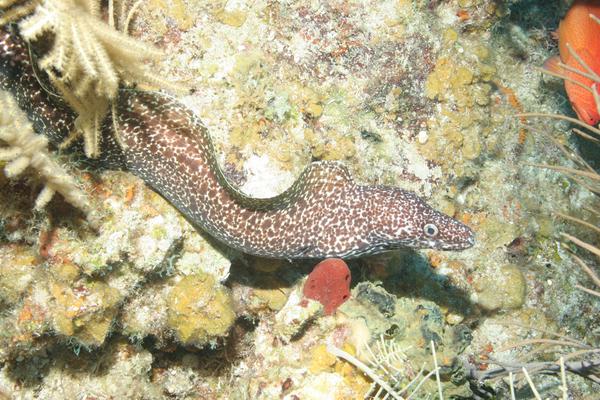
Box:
[1,0,599,399]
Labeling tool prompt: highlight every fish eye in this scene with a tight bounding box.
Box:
[423,223,438,237]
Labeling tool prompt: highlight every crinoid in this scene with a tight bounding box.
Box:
[1,0,179,158]
[328,337,444,400]
[0,90,92,219]
[0,0,38,25]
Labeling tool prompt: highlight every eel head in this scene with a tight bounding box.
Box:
[367,186,475,252]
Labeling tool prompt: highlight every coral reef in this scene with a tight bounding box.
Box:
[471,263,527,312]
[1,0,600,398]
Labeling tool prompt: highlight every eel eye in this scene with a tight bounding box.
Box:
[423,223,438,237]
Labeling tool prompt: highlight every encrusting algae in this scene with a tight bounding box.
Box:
[50,279,122,346]
[422,44,495,168]
[167,273,235,347]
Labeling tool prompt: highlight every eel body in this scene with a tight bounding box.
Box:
[1,26,475,259]
[115,91,474,258]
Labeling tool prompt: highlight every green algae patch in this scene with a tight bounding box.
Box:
[50,280,122,347]
[0,246,38,304]
[48,260,80,283]
[167,274,235,347]
[249,276,289,312]
[420,39,497,172]
[215,9,248,28]
[147,0,194,32]
[473,264,527,312]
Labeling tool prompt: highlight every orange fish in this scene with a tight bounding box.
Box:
[545,0,600,125]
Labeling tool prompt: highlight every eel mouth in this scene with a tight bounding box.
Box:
[435,233,475,251]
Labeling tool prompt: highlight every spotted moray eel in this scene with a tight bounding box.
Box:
[1,26,475,259]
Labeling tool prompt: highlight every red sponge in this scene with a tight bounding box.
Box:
[303,258,351,315]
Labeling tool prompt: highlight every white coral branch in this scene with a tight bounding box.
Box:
[0,90,92,218]
[18,5,53,39]
[4,0,181,158]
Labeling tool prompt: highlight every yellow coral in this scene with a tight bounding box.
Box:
[0,245,38,304]
[50,279,121,346]
[309,344,338,373]
[167,274,235,346]
[473,264,526,311]
[250,276,289,311]
[48,260,80,283]
[215,9,247,27]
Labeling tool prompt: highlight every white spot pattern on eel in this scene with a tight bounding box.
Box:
[1,27,475,259]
